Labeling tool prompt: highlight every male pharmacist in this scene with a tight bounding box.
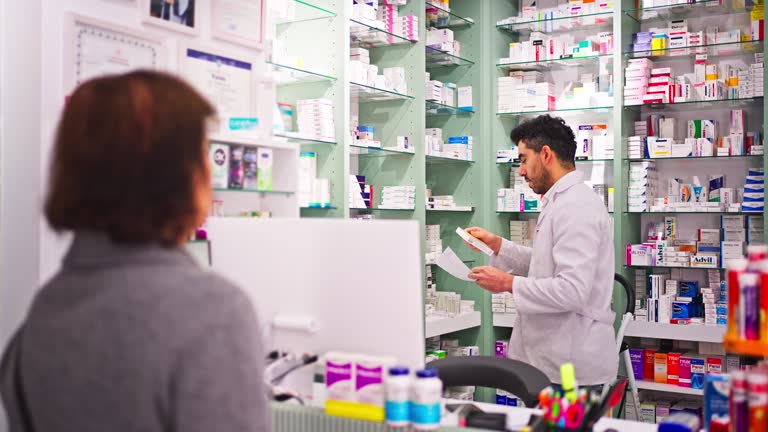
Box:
[465,115,617,388]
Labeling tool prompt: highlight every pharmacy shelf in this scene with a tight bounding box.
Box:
[493,313,516,328]
[350,81,414,102]
[426,100,474,116]
[635,381,704,396]
[425,312,482,338]
[625,97,764,112]
[623,40,764,62]
[276,0,336,25]
[625,265,724,271]
[426,154,475,164]
[267,62,337,85]
[496,12,613,35]
[500,158,614,166]
[210,133,298,151]
[301,206,337,210]
[349,19,415,48]
[497,105,614,117]
[497,54,613,71]
[426,47,475,68]
[351,207,416,212]
[623,0,756,23]
[274,133,336,146]
[350,144,415,157]
[425,258,476,266]
[624,322,726,343]
[625,155,762,162]
[213,188,295,195]
[426,207,475,213]
[425,1,475,28]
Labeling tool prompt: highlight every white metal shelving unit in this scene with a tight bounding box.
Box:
[624,322,726,343]
[425,311,482,338]
[635,381,704,396]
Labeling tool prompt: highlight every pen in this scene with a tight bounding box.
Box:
[560,362,578,403]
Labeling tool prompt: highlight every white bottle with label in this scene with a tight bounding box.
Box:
[385,366,411,427]
[410,369,443,430]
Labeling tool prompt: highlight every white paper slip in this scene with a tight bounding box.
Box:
[436,247,473,281]
[456,227,494,256]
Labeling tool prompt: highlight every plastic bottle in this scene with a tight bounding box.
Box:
[410,369,442,431]
[385,367,411,427]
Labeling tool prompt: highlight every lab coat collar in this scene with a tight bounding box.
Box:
[541,170,582,208]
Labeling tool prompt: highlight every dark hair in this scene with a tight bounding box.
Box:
[510,115,576,168]
[45,70,215,246]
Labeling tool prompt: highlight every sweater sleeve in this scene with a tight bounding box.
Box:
[170,281,270,432]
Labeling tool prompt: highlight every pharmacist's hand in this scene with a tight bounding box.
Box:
[464,227,502,255]
[468,266,513,293]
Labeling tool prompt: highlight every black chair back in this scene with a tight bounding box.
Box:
[426,356,550,407]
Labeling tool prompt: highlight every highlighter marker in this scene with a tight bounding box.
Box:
[560,363,578,403]
[761,261,768,344]
[732,370,748,432]
[748,370,768,432]
[726,259,747,340]
[740,272,760,341]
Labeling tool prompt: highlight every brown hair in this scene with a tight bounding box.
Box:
[45,70,215,246]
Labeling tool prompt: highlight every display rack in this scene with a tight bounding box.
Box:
[275,0,768,407]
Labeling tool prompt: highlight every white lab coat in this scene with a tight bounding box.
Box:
[491,171,618,385]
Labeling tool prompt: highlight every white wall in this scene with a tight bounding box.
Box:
[1,0,269,346]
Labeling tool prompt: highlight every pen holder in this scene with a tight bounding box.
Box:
[525,414,594,432]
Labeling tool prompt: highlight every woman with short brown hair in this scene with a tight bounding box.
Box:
[0,71,270,432]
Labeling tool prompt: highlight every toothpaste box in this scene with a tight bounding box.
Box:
[691,357,706,389]
[654,352,668,383]
[667,353,681,385]
[644,349,656,381]
[704,374,730,430]
[630,349,645,380]
[679,356,693,388]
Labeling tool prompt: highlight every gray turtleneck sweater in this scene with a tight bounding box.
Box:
[0,232,270,432]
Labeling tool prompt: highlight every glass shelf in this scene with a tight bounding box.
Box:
[426,207,475,212]
[426,154,476,164]
[497,11,613,35]
[426,1,475,28]
[350,144,415,157]
[500,158,614,166]
[213,188,294,195]
[625,211,756,215]
[623,40,763,62]
[275,133,336,146]
[426,259,476,265]
[625,155,762,162]
[626,265,724,270]
[352,207,416,212]
[623,0,755,23]
[267,62,336,85]
[301,206,337,210]
[350,19,415,48]
[498,105,614,117]
[498,53,613,70]
[350,81,414,102]
[426,46,475,68]
[497,211,542,214]
[426,100,475,116]
[625,97,764,112]
[276,0,336,25]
